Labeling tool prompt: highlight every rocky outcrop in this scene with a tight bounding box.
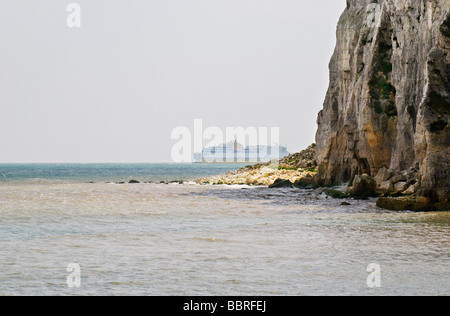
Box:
[277,144,317,170]
[196,166,316,186]
[269,179,294,189]
[294,174,319,189]
[316,0,450,211]
[347,174,378,198]
[197,144,318,186]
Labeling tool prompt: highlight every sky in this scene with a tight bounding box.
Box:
[0,0,346,163]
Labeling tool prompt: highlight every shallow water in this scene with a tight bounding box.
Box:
[0,179,448,296]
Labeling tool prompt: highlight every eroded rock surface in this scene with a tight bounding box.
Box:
[316,0,450,210]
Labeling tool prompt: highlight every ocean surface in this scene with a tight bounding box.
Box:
[0,164,448,296]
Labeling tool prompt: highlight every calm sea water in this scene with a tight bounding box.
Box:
[0,164,449,296]
[0,163,249,184]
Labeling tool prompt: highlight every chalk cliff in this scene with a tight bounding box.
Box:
[315,0,450,210]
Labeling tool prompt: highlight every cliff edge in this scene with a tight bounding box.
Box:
[316,0,449,210]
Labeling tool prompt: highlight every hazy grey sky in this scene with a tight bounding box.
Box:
[0,0,345,163]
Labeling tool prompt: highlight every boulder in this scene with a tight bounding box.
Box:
[375,168,392,185]
[390,174,407,184]
[378,180,393,194]
[393,181,408,192]
[269,178,294,189]
[376,196,439,212]
[376,197,418,211]
[323,189,347,199]
[403,184,416,196]
[293,174,318,189]
[347,174,378,198]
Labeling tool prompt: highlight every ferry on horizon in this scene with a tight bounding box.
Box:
[193,140,289,163]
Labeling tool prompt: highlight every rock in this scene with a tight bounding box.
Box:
[340,201,351,206]
[375,167,392,185]
[323,189,347,199]
[376,196,440,212]
[376,197,418,211]
[293,174,318,189]
[441,14,450,37]
[390,174,407,184]
[269,178,294,189]
[315,0,450,209]
[278,144,317,169]
[403,184,416,196]
[197,163,317,186]
[393,181,407,192]
[347,174,378,198]
[128,180,140,184]
[405,178,417,188]
[378,180,393,194]
[407,167,418,177]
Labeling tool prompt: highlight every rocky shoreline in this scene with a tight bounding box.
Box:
[196,144,318,186]
[196,165,317,186]
[196,143,449,211]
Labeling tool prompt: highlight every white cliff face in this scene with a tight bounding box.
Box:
[316,0,450,208]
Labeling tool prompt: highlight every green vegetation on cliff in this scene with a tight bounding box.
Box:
[368,26,397,118]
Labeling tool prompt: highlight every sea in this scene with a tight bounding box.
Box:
[0,163,448,296]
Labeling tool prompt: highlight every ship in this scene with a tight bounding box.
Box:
[193,140,289,163]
